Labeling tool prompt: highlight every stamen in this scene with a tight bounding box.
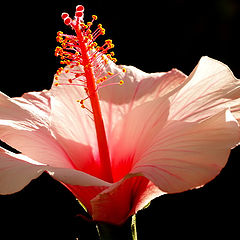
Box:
[54,8,124,96]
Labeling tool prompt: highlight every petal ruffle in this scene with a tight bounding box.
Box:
[131,110,240,193]
[169,56,240,122]
[109,96,170,182]
[99,63,187,106]
[91,175,163,225]
[0,147,110,195]
[0,147,46,194]
[49,76,102,176]
[0,91,72,168]
[99,64,186,137]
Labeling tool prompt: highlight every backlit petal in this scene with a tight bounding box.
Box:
[169,56,240,122]
[109,96,170,182]
[0,147,110,195]
[47,167,111,187]
[131,110,240,193]
[0,147,46,194]
[0,91,72,168]
[99,63,187,105]
[49,78,101,175]
[91,176,163,225]
[99,64,186,137]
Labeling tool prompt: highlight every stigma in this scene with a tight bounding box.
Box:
[54,5,125,108]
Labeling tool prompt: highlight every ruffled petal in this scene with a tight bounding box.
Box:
[99,64,186,137]
[91,176,163,225]
[49,77,102,175]
[169,56,240,122]
[99,63,187,106]
[131,110,240,193]
[0,147,46,194]
[0,91,72,168]
[109,96,170,182]
[0,147,110,195]
[46,167,110,187]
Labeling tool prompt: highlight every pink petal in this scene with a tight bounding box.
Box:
[0,91,72,168]
[46,167,111,187]
[64,184,108,215]
[99,64,186,137]
[131,110,240,193]
[49,78,102,176]
[169,56,240,122]
[0,147,46,194]
[0,147,110,195]
[109,96,170,182]
[99,64,187,105]
[91,176,163,225]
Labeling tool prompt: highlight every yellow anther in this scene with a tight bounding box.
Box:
[101,28,106,35]
[56,36,63,43]
[122,68,126,73]
[92,15,98,20]
[107,71,113,76]
[110,51,115,56]
[54,82,59,86]
[88,33,93,39]
[105,39,112,44]
[87,22,93,27]
[119,80,124,85]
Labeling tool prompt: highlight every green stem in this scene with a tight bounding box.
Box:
[97,215,138,240]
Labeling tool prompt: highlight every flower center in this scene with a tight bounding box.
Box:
[54,5,125,183]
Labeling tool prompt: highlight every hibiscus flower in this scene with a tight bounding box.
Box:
[0,5,239,228]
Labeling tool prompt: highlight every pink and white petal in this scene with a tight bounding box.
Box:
[0,146,111,196]
[91,175,163,225]
[109,96,170,182]
[0,91,72,168]
[49,78,99,171]
[169,56,240,122]
[46,167,111,187]
[0,147,46,194]
[131,110,240,193]
[99,63,186,136]
[64,184,108,215]
[99,63,187,106]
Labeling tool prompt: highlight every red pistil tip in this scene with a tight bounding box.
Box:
[64,17,72,25]
[76,5,84,12]
[61,12,69,19]
[75,11,83,17]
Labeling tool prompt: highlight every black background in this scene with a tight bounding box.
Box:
[0,0,240,239]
